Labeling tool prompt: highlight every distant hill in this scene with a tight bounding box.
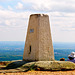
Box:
[0,41,75,61]
[0,41,25,51]
[53,42,75,49]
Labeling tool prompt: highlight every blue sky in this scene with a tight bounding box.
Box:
[0,0,75,42]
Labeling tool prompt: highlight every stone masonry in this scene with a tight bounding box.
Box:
[23,14,54,61]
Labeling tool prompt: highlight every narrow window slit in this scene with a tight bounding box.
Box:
[29,46,31,54]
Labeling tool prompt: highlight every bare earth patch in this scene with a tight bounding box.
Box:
[0,70,75,75]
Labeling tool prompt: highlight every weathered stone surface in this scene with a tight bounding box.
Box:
[0,61,75,73]
[23,14,54,61]
[20,61,75,71]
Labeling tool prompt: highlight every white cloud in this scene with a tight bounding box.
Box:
[0,5,3,10]
[0,9,32,28]
[0,6,2,9]
[22,0,52,11]
[21,0,75,12]
[0,9,31,41]
[0,0,75,13]
[16,2,23,9]
[5,20,11,26]
[0,21,2,24]
[0,0,75,41]
[8,6,13,10]
[0,8,75,41]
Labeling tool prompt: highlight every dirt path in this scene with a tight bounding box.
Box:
[0,70,75,75]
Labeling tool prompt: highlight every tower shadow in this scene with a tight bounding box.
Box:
[3,61,29,69]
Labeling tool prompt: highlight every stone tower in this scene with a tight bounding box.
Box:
[23,14,54,61]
